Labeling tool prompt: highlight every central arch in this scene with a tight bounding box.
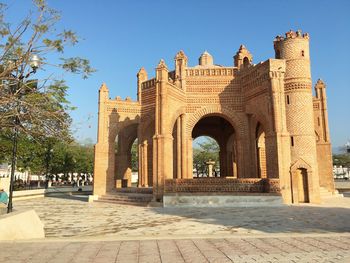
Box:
[186,105,244,141]
[192,115,236,177]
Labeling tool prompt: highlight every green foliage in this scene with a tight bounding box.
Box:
[193,137,219,177]
[131,139,138,172]
[333,154,350,167]
[0,133,94,178]
[0,0,95,139]
[60,57,95,79]
[0,0,96,183]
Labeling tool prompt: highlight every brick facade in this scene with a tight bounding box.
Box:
[93,30,335,204]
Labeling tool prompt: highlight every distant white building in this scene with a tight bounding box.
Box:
[333,165,350,179]
[0,163,43,181]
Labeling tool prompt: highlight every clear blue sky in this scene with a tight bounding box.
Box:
[7,0,350,149]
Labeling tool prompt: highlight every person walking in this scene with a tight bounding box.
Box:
[0,188,8,205]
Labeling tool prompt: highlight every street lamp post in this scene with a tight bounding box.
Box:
[7,55,40,213]
[45,146,54,189]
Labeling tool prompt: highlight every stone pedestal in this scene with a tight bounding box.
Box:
[205,160,216,177]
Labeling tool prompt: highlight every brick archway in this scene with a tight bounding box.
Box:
[186,105,244,140]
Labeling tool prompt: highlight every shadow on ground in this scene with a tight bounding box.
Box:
[45,192,90,202]
[149,203,350,235]
[12,194,350,238]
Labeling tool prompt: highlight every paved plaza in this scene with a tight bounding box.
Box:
[1,236,350,263]
[1,194,350,262]
[10,194,350,239]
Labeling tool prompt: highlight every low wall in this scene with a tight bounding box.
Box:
[13,185,93,200]
[335,181,350,192]
[163,193,283,207]
[0,209,45,240]
[164,178,280,193]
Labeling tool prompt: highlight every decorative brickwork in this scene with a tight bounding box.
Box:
[164,178,280,193]
[93,30,334,205]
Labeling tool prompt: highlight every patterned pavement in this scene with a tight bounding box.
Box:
[1,194,350,262]
[1,236,350,263]
[10,194,350,239]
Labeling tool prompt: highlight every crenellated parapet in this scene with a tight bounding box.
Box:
[274,29,310,43]
[141,78,156,90]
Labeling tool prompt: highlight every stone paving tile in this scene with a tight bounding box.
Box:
[12,195,350,239]
[175,239,209,263]
[192,239,232,263]
[139,240,162,263]
[1,237,350,263]
[3,195,350,262]
[158,240,185,263]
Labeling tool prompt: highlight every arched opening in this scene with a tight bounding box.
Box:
[243,57,250,68]
[130,139,138,186]
[256,123,267,178]
[191,115,237,178]
[292,168,309,203]
[114,124,138,187]
[138,119,154,187]
[192,136,220,177]
[275,49,281,59]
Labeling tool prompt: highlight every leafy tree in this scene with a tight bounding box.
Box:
[0,130,45,174]
[0,0,94,140]
[193,137,220,177]
[131,139,138,172]
[333,154,350,168]
[0,0,95,188]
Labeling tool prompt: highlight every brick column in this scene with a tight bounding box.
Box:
[267,65,292,203]
[152,134,173,200]
[142,141,148,187]
[176,118,181,179]
[138,143,142,187]
[93,83,113,196]
[181,114,187,179]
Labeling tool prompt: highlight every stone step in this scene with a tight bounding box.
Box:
[320,187,344,198]
[94,199,148,207]
[114,187,153,194]
[96,192,153,206]
[103,192,153,198]
[99,196,153,202]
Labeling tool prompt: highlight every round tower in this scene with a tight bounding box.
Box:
[274,30,320,203]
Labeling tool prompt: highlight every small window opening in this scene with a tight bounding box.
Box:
[301,50,305,57]
[275,49,281,59]
[243,57,250,68]
[317,117,320,126]
[287,95,290,105]
[291,136,294,146]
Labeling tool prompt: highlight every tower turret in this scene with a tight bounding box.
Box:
[198,51,213,66]
[314,79,330,143]
[234,45,252,69]
[174,50,188,89]
[137,67,147,102]
[97,83,109,143]
[274,30,320,203]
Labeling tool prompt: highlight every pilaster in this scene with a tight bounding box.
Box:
[268,62,292,203]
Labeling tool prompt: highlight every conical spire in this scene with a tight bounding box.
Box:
[99,83,109,91]
[156,59,168,69]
